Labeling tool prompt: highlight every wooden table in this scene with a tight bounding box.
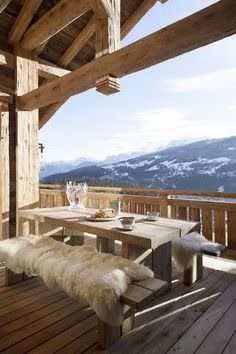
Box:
[19,207,200,286]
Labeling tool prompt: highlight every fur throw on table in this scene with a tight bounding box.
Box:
[0,235,153,326]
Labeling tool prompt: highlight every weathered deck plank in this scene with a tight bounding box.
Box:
[0,238,236,354]
[167,279,236,354]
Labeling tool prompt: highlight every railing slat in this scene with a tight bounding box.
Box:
[228,211,236,250]
[214,210,226,244]
[178,207,187,220]
[189,208,200,222]
[130,202,137,214]
[170,206,177,219]
[202,209,213,240]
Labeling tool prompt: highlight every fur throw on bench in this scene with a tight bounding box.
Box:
[0,236,153,326]
[172,232,223,269]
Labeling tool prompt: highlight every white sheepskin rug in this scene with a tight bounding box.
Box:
[172,232,222,269]
[0,236,153,326]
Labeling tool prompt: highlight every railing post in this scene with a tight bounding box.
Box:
[159,194,168,218]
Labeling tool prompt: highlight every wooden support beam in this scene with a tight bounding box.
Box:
[20,0,92,51]
[0,70,14,94]
[0,49,71,79]
[91,0,113,19]
[95,0,121,95]
[39,100,67,129]
[39,0,164,127]
[0,0,11,14]
[6,47,40,284]
[8,0,43,44]
[0,91,12,104]
[38,59,71,79]
[19,0,236,111]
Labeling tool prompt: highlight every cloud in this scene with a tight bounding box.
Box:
[228,105,236,111]
[105,106,236,157]
[166,68,236,93]
[106,108,202,155]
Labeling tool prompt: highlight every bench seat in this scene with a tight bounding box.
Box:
[98,277,168,348]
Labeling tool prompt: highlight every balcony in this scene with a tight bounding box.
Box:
[0,185,236,352]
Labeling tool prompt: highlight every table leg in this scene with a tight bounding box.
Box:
[97,237,115,253]
[64,228,85,246]
[122,241,172,288]
[152,241,172,286]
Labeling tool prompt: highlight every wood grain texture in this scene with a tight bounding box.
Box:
[0,0,11,14]
[39,0,164,126]
[20,0,91,51]
[6,48,39,284]
[18,0,236,110]
[8,0,43,44]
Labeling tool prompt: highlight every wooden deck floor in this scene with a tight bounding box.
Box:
[0,238,236,353]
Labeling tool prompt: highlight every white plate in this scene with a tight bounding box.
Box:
[85,216,118,222]
[117,226,135,231]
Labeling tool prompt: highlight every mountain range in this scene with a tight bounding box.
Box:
[42,136,236,192]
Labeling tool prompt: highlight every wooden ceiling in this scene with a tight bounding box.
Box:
[0,0,152,70]
[0,0,165,126]
[0,0,235,128]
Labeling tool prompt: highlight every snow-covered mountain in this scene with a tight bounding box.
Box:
[40,152,144,179]
[43,137,236,192]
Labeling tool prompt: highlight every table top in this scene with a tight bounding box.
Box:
[19,207,200,249]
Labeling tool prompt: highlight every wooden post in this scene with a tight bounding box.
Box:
[95,0,121,94]
[0,105,9,240]
[97,236,115,253]
[5,47,39,285]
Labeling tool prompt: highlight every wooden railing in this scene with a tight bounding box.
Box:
[39,184,236,255]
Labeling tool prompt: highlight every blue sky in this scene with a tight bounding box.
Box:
[40,0,236,162]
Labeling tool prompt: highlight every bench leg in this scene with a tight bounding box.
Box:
[97,236,115,253]
[184,253,203,285]
[122,305,135,335]
[98,320,121,349]
[5,268,23,285]
[97,305,135,349]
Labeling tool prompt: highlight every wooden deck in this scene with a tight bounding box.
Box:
[0,238,236,353]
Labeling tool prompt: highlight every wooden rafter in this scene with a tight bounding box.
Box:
[0,0,11,14]
[122,0,163,38]
[58,16,96,67]
[91,0,113,19]
[8,0,43,44]
[39,0,163,127]
[20,0,92,51]
[18,0,236,111]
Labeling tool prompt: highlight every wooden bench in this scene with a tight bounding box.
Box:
[98,277,169,348]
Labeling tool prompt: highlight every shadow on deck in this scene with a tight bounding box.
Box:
[0,237,236,354]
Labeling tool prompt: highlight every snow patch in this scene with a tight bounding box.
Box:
[218,185,224,192]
